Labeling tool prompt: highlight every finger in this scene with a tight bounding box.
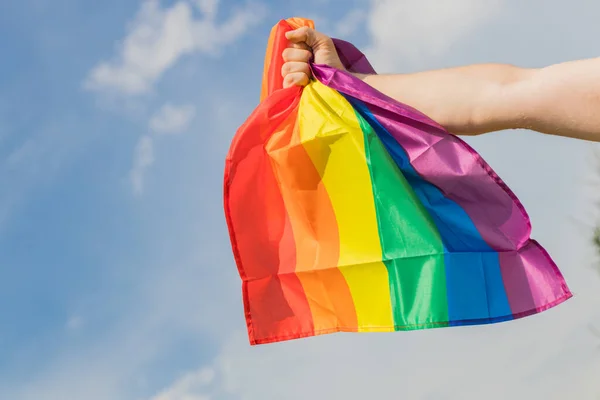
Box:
[285,26,320,47]
[283,72,310,88]
[282,47,312,63]
[281,61,311,78]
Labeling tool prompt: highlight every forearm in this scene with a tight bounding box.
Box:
[355,58,600,141]
[354,64,524,135]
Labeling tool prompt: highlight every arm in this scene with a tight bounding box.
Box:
[354,59,600,141]
[283,26,600,141]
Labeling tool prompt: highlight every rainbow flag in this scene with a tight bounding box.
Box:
[223,18,572,345]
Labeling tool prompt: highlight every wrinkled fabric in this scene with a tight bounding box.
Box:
[223,18,572,345]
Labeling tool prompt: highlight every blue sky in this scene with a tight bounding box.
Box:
[1,0,600,399]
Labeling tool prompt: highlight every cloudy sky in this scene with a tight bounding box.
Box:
[1,0,600,399]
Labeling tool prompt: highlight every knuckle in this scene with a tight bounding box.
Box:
[283,74,296,87]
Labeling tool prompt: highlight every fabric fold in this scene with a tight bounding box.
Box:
[224,17,572,345]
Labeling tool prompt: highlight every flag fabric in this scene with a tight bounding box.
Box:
[223,17,572,345]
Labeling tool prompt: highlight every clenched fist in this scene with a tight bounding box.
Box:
[281,27,346,88]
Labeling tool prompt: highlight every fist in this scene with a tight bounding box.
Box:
[282,27,345,88]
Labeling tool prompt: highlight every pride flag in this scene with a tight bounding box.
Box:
[223,18,572,345]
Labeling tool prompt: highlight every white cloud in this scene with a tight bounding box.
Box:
[149,103,196,134]
[87,0,260,194]
[130,135,155,195]
[363,0,503,71]
[84,0,265,95]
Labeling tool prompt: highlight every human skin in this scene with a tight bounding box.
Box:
[282,26,600,141]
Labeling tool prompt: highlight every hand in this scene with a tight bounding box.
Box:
[282,27,346,88]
